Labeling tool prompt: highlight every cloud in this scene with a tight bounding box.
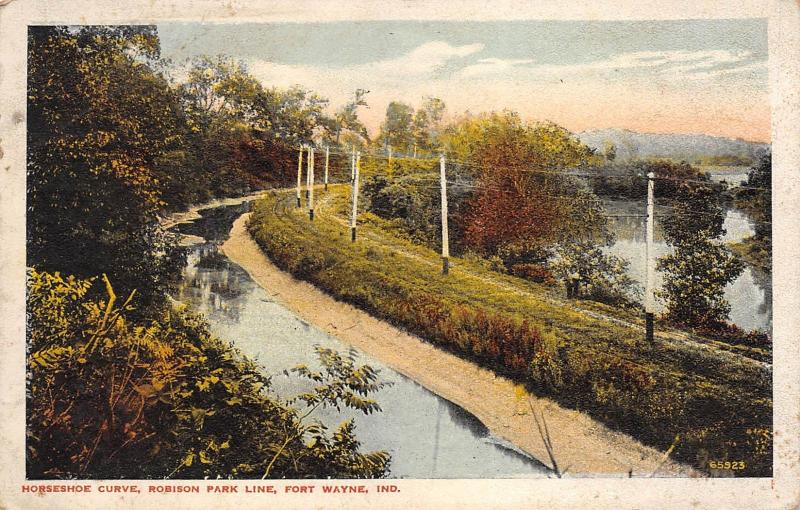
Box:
[244,44,767,141]
[458,57,536,78]
[683,60,767,80]
[249,40,484,92]
[530,50,760,78]
[384,41,484,75]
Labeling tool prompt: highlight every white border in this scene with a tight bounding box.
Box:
[1,1,797,509]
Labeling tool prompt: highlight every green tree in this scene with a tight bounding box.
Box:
[657,184,743,329]
[27,25,185,311]
[412,96,446,152]
[176,56,332,200]
[378,101,415,153]
[603,141,617,162]
[734,151,772,271]
[332,88,370,145]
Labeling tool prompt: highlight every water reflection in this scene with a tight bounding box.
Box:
[604,200,772,332]
[171,203,548,479]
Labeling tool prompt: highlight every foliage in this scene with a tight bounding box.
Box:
[694,154,754,167]
[550,242,641,307]
[27,269,389,479]
[590,159,717,200]
[412,97,446,152]
[248,193,772,476]
[332,88,370,145]
[658,184,744,330]
[361,171,472,250]
[733,152,771,272]
[377,101,415,153]
[27,25,187,312]
[438,112,601,264]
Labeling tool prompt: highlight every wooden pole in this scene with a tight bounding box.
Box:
[645,171,655,341]
[324,146,329,191]
[350,151,360,242]
[350,146,356,183]
[305,146,311,201]
[413,143,417,159]
[309,147,315,221]
[296,146,303,208]
[440,153,450,274]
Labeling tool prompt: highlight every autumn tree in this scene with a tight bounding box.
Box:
[441,111,597,264]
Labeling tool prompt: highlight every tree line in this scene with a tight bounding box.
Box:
[27,25,390,479]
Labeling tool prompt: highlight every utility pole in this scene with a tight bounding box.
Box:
[440,153,450,274]
[305,146,311,201]
[350,146,356,183]
[324,146,329,191]
[645,171,655,342]
[350,151,360,242]
[308,147,315,221]
[296,146,303,208]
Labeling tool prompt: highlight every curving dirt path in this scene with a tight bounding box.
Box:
[221,212,698,478]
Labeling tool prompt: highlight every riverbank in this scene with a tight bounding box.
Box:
[160,190,272,230]
[222,212,695,477]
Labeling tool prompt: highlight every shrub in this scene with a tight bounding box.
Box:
[550,241,640,306]
[510,263,557,285]
[26,269,389,479]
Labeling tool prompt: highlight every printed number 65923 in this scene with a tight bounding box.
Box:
[709,461,746,470]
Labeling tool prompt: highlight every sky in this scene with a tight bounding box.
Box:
[157,19,769,142]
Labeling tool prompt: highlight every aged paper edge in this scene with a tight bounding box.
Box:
[0,1,797,509]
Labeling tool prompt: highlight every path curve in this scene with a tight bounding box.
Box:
[221,211,698,478]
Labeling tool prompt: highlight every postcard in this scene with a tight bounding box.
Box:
[1,1,798,508]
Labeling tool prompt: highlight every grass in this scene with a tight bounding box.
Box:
[247,187,772,477]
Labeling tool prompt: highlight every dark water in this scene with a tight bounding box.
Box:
[171,203,549,479]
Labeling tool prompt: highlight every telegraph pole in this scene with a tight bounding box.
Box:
[350,146,356,183]
[440,153,450,274]
[350,151,361,241]
[296,146,303,208]
[645,171,655,342]
[324,146,329,191]
[305,146,311,201]
[308,147,315,221]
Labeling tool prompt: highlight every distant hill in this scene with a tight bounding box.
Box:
[576,128,769,164]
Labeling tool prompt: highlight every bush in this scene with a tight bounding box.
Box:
[550,242,640,306]
[27,269,389,479]
[510,263,557,285]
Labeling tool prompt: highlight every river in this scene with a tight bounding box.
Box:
[170,202,549,479]
[604,200,772,333]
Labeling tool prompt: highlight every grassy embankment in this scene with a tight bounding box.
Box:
[247,186,772,476]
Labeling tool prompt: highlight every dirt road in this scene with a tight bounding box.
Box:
[222,212,697,478]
